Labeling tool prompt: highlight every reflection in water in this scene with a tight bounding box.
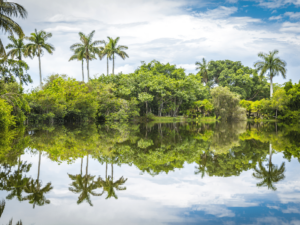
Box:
[0,121,300,223]
[68,155,102,206]
[22,151,53,208]
[253,161,285,191]
[0,200,22,225]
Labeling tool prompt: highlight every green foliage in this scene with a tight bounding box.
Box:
[0,81,30,124]
[0,98,15,129]
[211,86,246,121]
[208,60,269,100]
[96,60,207,117]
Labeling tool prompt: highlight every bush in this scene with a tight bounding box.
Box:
[211,86,246,121]
[0,98,15,129]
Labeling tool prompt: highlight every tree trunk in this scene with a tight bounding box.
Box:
[87,59,90,81]
[80,158,83,175]
[111,163,113,180]
[38,54,42,89]
[82,60,84,82]
[112,53,115,75]
[37,151,41,181]
[146,101,148,114]
[107,55,109,76]
[105,162,107,179]
[276,108,278,119]
[270,75,273,98]
[269,143,272,165]
[86,154,89,177]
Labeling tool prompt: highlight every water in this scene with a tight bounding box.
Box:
[0,122,300,225]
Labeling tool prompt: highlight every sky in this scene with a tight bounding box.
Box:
[1,0,300,90]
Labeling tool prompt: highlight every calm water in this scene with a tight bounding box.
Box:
[0,122,300,225]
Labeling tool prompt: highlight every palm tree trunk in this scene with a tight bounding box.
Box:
[86,154,89,177]
[270,75,273,98]
[38,54,42,89]
[87,59,90,81]
[37,151,41,181]
[81,158,83,175]
[112,53,115,75]
[111,163,113,181]
[269,142,272,165]
[82,60,84,82]
[106,162,107,179]
[107,55,109,76]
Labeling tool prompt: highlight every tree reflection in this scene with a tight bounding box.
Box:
[23,151,53,208]
[68,155,103,206]
[253,161,285,191]
[97,161,127,199]
[6,160,31,201]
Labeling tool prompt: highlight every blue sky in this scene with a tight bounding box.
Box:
[1,0,299,89]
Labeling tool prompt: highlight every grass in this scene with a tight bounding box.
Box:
[149,116,218,123]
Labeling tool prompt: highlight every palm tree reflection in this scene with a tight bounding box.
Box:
[253,161,285,191]
[68,155,103,206]
[23,151,53,208]
[97,161,127,199]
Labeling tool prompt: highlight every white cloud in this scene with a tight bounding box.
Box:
[196,6,238,19]
[280,22,300,33]
[258,0,300,8]
[282,207,300,213]
[44,26,80,32]
[269,15,282,20]
[226,0,238,3]
[284,12,300,19]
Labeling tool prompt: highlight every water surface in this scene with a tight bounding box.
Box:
[0,122,300,225]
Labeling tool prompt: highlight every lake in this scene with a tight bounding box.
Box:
[0,121,300,225]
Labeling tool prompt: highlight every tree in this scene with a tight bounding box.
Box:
[69,52,96,82]
[195,58,210,85]
[68,155,103,206]
[23,178,53,208]
[5,161,31,201]
[98,40,111,76]
[253,161,285,191]
[6,36,26,60]
[271,88,290,119]
[70,31,102,81]
[23,151,53,208]
[106,37,129,75]
[25,29,55,89]
[0,58,32,85]
[0,0,27,56]
[254,50,286,98]
[211,86,246,121]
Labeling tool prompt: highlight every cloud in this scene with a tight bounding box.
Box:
[269,15,282,20]
[282,207,300,213]
[44,26,81,33]
[226,0,238,3]
[257,0,300,8]
[196,6,238,18]
[280,22,300,33]
[284,12,300,19]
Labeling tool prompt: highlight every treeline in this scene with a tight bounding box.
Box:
[1,58,300,128]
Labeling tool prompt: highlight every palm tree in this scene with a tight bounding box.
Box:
[69,52,96,82]
[195,58,209,85]
[0,199,5,217]
[97,162,127,199]
[98,41,111,75]
[68,155,103,206]
[0,0,27,56]
[6,36,26,60]
[22,151,53,208]
[106,37,129,75]
[24,29,55,89]
[70,31,102,81]
[253,161,285,191]
[23,179,53,208]
[254,50,286,98]
[6,161,31,201]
